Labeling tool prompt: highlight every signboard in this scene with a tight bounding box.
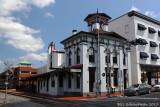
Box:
[70,69,81,72]
[5,82,9,85]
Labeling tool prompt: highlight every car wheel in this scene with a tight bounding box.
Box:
[148,89,151,94]
[135,91,139,96]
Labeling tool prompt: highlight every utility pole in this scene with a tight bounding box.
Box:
[4,62,13,103]
[97,22,100,97]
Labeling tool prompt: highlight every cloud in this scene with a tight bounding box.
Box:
[44,12,54,18]
[0,0,55,52]
[26,0,55,8]
[130,5,140,12]
[20,53,47,61]
[0,0,55,16]
[0,16,44,52]
[145,11,159,18]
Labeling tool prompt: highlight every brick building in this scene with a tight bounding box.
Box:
[0,60,37,89]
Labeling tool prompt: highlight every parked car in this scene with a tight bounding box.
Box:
[153,83,160,92]
[124,83,152,96]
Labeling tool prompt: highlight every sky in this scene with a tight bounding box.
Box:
[0,0,160,73]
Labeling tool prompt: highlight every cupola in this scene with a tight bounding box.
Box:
[84,9,111,32]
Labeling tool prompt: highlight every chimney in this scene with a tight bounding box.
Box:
[72,30,77,35]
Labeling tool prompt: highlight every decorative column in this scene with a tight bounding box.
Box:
[118,47,124,92]
[127,49,132,87]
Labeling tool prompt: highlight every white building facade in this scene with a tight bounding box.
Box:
[109,11,160,85]
[36,12,132,96]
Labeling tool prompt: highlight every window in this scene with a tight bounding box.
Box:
[89,47,94,63]
[59,75,63,87]
[46,77,49,92]
[69,51,72,66]
[112,51,117,64]
[158,31,160,36]
[68,73,72,88]
[125,25,129,33]
[77,48,80,64]
[123,52,126,65]
[140,52,149,59]
[136,38,148,45]
[150,41,158,47]
[21,71,30,73]
[31,72,37,74]
[105,50,110,63]
[51,75,55,87]
[151,54,159,60]
[41,80,42,89]
[137,23,147,31]
[43,78,45,87]
[76,73,80,89]
[148,27,156,34]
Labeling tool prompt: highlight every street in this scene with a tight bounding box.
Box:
[1,92,160,107]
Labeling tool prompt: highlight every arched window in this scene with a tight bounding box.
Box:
[69,51,72,66]
[123,52,126,65]
[77,48,80,64]
[89,47,94,63]
[113,50,117,64]
[105,49,110,63]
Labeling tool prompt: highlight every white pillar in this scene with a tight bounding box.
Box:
[99,44,106,92]
[110,53,114,87]
[127,50,132,87]
[119,48,124,92]
[88,26,92,32]
[103,25,108,31]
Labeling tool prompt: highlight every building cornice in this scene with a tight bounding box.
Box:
[109,11,160,26]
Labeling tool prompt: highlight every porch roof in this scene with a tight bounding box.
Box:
[20,64,83,81]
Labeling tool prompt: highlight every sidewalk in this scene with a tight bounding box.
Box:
[0,90,123,101]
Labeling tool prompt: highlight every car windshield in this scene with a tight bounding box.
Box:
[129,84,139,88]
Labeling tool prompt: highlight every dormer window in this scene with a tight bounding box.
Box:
[89,47,94,63]
[148,27,156,34]
[138,23,146,31]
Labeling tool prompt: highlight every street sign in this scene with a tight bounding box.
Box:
[70,69,81,72]
[5,82,9,85]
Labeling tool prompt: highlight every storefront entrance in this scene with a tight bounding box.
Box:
[147,72,151,85]
[141,65,160,85]
[89,67,96,92]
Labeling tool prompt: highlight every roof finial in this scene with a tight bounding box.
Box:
[97,8,99,14]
